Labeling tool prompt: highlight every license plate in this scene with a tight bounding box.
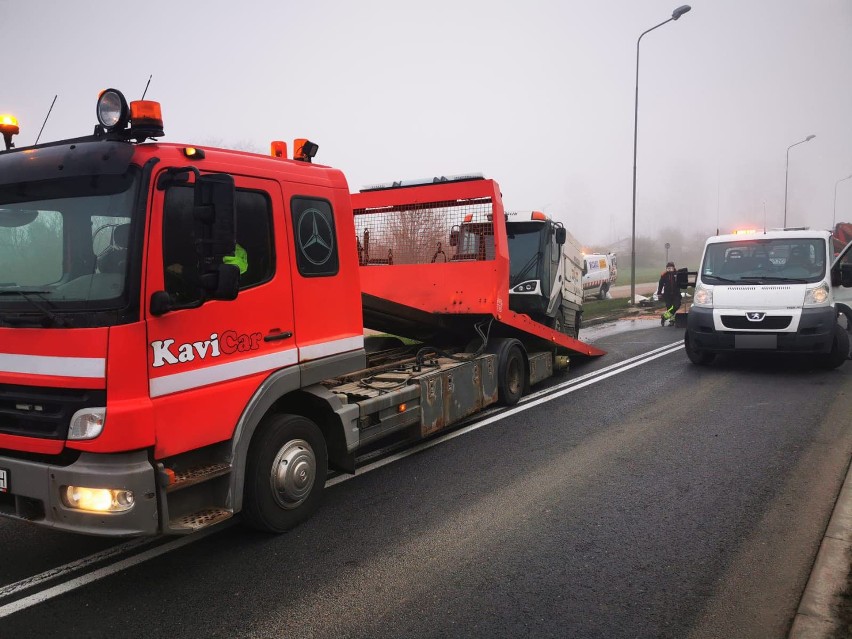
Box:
[735,334,777,349]
[0,468,8,493]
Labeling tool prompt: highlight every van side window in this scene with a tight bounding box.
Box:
[291,197,339,277]
[163,185,275,302]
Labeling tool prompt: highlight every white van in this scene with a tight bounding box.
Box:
[685,229,852,367]
[582,253,617,300]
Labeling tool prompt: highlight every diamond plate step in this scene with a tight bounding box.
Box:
[169,508,233,532]
[167,463,232,493]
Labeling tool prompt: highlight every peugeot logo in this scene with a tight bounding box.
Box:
[296,208,334,266]
[746,312,765,322]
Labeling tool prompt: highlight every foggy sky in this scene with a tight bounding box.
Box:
[2,0,851,249]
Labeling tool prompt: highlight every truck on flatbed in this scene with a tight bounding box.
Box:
[0,90,603,537]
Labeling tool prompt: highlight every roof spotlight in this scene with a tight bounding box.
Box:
[97,89,130,131]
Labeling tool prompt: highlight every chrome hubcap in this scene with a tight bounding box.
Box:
[270,439,315,510]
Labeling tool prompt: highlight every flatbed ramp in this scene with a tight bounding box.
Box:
[352,178,604,358]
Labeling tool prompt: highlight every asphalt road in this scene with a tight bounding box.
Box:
[1,322,851,638]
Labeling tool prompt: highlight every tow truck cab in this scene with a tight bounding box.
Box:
[685,228,852,367]
[0,90,364,535]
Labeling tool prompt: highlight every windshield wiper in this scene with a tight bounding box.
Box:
[0,289,51,295]
[0,288,66,327]
[510,251,542,287]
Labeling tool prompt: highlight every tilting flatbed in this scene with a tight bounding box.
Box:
[351,176,605,358]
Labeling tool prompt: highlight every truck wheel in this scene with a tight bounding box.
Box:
[497,342,525,406]
[684,332,715,365]
[549,307,566,334]
[243,414,327,533]
[820,324,850,370]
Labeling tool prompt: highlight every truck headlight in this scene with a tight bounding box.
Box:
[804,283,829,306]
[62,486,135,513]
[68,408,106,440]
[693,284,713,307]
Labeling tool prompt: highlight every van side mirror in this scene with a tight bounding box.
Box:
[840,263,852,288]
[194,173,237,300]
[555,228,567,245]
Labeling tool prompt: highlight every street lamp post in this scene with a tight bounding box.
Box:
[630,5,692,306]
[833,174,852,228]
[783,134,815,228]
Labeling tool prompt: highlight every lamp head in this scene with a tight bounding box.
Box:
[805,134,815,141]
[672,5,692,20]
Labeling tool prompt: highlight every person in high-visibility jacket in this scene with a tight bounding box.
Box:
[657,261,680,326]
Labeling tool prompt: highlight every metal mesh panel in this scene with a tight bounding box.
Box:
[353,198,494,266]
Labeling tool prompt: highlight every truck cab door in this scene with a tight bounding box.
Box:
[144,173,296,459]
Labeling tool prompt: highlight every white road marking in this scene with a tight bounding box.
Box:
[327,340,684,486]
[0,340,682,618]
[0,522,234,619]
[0,538,155,599]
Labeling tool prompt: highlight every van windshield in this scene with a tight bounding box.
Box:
[701,238,826,284]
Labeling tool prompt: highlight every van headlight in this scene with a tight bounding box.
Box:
[804,283,829,306]
[693,284,713,307]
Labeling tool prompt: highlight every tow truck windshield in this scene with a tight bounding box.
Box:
[0,170,140,325]
[701,237,827,285]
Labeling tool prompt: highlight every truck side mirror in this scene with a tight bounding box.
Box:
[555,228,567,245]
[200,263,240,301]
[449,226,459,247]
[193,173,237,300]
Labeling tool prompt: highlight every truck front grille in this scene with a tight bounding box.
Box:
[0,384,106,440]
[721,315,791,330]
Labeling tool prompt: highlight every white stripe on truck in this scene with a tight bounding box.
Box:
[0,353,105,379]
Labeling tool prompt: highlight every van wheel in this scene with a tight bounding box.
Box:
[243,414,327,533]
[685,332,715,365]
[820,324,850,370]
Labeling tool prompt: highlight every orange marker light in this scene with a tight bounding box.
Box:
[531,211,547,221]
[0,114,20,150]
[130,100,163,126]
[0,114,19,133]
[183,147,205,159]
[270,140,288,159]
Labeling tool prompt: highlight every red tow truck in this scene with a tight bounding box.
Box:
[0,90,603,537]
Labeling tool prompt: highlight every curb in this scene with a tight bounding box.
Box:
[789,456,852,637]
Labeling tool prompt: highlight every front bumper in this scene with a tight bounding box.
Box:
[687,305,836,354]
[0,450,158,536]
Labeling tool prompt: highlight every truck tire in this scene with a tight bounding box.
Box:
[820,324,850,370]
[684,332,715,365]
[243,414,327,533]
[549,307,566,334]
[497,341,525,406]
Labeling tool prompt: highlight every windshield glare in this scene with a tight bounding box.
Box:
[0,175,138,308]
[701,238,827,284]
